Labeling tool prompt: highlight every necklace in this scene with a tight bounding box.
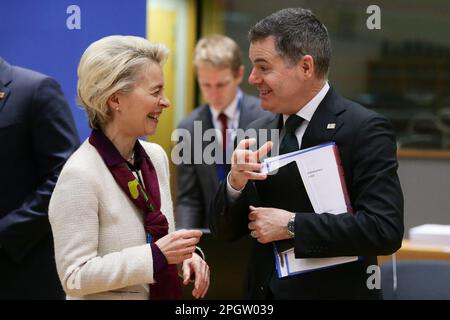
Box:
[127,152,135,163]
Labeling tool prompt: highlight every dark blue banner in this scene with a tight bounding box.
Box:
[1,0,147,140]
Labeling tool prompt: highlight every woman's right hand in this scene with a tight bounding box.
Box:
[155,229,202,264]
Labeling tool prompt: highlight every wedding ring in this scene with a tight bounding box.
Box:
[250,230,257,238]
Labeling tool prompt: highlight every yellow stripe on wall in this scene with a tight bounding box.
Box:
[147,5,177,155]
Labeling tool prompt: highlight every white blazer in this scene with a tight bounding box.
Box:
[49,139,175,300]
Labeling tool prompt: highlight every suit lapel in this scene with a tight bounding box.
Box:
[266,113,282,153]
[198,105,220,185]
[301,87,346,149]
[0,59,13,113]
[237,94,255,128]
[198,104,214,131]
[0,86,11,113]
[256,113,281,158]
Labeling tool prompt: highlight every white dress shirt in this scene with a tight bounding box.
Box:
[227,82,330,198]
[209,89,242,147]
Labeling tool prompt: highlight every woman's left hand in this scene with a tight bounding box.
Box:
[182,253,210,299]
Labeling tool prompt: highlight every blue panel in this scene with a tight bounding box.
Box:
[0,0,147,140]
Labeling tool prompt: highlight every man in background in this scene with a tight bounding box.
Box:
[175,34,268,229]
[0,57,80,299]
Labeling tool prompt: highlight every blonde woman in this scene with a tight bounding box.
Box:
[49,35,209,300]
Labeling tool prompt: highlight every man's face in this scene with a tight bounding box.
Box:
[197,64,243,112]
[248,36,305,114]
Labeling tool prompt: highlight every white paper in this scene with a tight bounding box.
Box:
[409,224,450,249]
[276,247,358,278]
[261,142,348,215]
[295,145,348,215]
[262,142,358,277]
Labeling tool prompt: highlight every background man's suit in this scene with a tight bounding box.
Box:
[0,58,80,299]
[210,87,404,299]
[176,93,268,229]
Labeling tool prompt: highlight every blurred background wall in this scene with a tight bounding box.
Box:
[2,0,450,298]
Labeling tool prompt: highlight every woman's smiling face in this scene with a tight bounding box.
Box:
[112,62,170,137]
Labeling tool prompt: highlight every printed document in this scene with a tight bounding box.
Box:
[261,142,358,277]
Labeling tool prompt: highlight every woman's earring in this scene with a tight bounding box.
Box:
[115,107,120,111]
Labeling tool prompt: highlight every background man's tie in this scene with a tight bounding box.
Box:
[217,112,229,182]
[218,112,228,157]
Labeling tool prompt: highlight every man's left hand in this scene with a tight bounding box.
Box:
[248,206,293,243]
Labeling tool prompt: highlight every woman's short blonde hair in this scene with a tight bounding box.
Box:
[194,34,242,76]
[77,35,169,129]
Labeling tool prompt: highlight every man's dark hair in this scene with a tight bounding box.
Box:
[249,8,331,79]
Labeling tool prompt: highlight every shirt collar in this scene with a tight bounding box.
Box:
[283,82,330,124]
[209,89,241,121]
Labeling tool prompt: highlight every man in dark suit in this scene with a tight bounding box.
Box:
[210,8,404,299]
[175,35,268,229]
[0,57,80,299]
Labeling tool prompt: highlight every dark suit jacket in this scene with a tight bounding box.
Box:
[210,87,404,299]
[0,58,80,299]
[175,93,269,229]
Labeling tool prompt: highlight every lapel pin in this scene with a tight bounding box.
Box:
[327,123,336,130]
[0,92,5,99]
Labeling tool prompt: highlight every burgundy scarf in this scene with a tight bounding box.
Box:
[89,129,182,300]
